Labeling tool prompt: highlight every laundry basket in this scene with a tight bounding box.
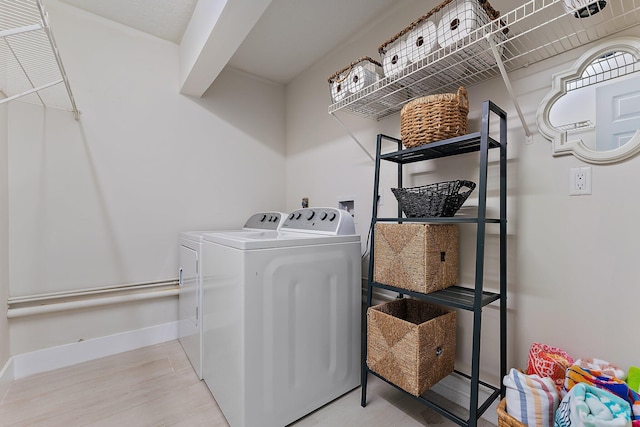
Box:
[497,398,526,427]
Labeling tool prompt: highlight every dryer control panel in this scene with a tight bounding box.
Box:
[281,208,355,235]
[243,212,287,230]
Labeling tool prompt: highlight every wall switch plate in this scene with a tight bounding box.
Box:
[569,167,592,195]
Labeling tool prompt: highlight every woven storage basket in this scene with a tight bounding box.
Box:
[400,86,469,147]
[497,398,526,427]
[327,57,383,103]
[374,223,458,294]
[367,299,456,396]
[378,0,507,79]
[392,180,476,218]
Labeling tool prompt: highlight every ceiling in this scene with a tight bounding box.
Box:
[226,0,399,84]
[53,0,526,85]
[57,0,198,44]
[55,0,400,85]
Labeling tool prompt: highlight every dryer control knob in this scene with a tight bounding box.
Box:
[295,212,302,220]
[289,213,295,220]
[320,212,328,220]
[328,212,337,221]
[260,214,267,222]
[306,210,315,220]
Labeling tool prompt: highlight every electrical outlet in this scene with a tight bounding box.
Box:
[569,167,592,195]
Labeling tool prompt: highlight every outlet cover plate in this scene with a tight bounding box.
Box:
[570,167,592,195]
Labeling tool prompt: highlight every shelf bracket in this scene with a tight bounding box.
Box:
[489,37,533,144]
[330,112,375,162]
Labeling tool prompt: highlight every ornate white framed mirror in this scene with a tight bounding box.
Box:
[537,37,640,164]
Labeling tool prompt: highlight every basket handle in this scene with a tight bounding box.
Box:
[457,180,476,196]
[334,66,353,84]
[456,86,469,110]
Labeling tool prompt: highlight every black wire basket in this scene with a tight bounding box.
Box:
[391,180,476,217]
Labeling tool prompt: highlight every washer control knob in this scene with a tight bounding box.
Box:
[289,213,295,220]
[295,212,302,220]
[328,212,337,221]
[306,210,315,220]
[320,211,328,220]
[260,214,267,222]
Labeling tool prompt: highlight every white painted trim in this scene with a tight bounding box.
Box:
[0,356,14,402]
[12,321,179,380]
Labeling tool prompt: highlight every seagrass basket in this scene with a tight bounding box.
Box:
[367,299,456,396]
[497,398,527,427]
[373,223,458,294]
[400,86,469,148]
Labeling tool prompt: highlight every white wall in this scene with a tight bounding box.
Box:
[285,0,640,385]
[0,103,9,365]
[8,1,286,354]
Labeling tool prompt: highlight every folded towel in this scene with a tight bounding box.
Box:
[504,367,560,427]
[576,359,626,381]
[565,365,640,422]
[555,382,631,427]
[527,342,575,393]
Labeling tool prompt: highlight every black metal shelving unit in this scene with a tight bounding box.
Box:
[361,100,507,427]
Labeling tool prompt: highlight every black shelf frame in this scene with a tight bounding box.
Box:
[361,100,507,427]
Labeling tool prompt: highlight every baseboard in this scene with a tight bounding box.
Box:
[0,356,14,402]
[12,321,179,380]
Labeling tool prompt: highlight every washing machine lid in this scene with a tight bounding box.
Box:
[202,229,359,250]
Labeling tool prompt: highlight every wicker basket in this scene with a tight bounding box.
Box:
[400,86,469,147]
[374,223,458,294]
[497,398,526,427]
[378,0,507,79]
[327,57,383,103]
[367,299,456,396]
[392,180,476,218]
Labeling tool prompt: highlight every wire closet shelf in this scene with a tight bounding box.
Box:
[327,0,640,121]
[0,0,79,119]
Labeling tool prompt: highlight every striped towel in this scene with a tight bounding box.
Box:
[504,367,560,427]
[564,365,640,423]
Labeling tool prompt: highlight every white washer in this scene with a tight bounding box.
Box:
[178,212,286,379]
[201,207,361,427]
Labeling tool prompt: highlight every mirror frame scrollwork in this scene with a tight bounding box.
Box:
[537,37,640,164]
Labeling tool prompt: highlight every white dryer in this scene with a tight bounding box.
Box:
[201,207,361,427]
[178,212,286,379]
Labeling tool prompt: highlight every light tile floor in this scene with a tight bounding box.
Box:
[0,340,497,427]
